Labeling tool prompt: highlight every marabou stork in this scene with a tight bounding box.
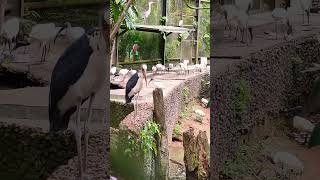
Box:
[48,13,107,179]
[125,65,147,117]
[0,17,20,55]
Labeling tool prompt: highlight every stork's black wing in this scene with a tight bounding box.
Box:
[49,34,93,131]
[125,73,139,103]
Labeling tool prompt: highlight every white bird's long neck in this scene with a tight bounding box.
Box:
[148,2,153,10]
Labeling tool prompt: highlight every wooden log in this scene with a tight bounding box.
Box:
[183,127,209,180]
[153,88,169,180]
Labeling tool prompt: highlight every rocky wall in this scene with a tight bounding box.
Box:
[210,33,320,178]
[0,122,75,180]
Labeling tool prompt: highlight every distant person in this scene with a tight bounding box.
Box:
[130,42,140,61]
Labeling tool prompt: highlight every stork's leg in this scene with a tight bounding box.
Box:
[135,92,139,117]
[307,11,310,25]
[1,40,6,56]
[8,41,12,55]
[75,101,84,180]
[275,21,278,40]
[84,94,95,173]
[302,13,305,25]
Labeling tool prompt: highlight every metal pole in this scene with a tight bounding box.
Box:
[195,0,201,64]
[160,0,167,65]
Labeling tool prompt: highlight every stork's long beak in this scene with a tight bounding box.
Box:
[148,78,154,85]
[54,26,66,44]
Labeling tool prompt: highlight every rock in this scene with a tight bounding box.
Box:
[201,98,209,107]
[172,132,183,142]
[293,116,315,133]
[110,176,117,180]
[194,109,205,117]
[272,152,304,173]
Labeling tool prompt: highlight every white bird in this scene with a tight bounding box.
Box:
[221,5,239,38]
[119,68,129,77]
[234,0,254,44]
[55,22,85,43]
[272,7,292,40]
[178,20,183,26]
[195,64,201,72]
[152,65,157,74]
[200,57,208,67]
[156,64,165,74]
[299,0,312,25]
[234,10,253,45]
[293,116,315,133]
[0,17,20,55]
[179,63,187,74]
[29,23,60,62]
[183,59,189,67]
[235,0,253,14]
[110,66,117,75]
[142,64,147,72]
[129,69,137,76]
[142,1,156,24]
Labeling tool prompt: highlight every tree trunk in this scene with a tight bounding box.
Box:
[183,128,209,180]
[0,0,7,31]
[110,0,134,41]
[111,38,117,66]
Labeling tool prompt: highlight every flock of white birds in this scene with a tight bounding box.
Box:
[110,57,209,87]
[220,0,314,42]
[0,17,85,62]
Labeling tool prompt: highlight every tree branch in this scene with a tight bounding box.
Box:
[110,0,134,41]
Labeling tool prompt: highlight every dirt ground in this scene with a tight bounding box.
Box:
[169,99,210,179]
[219,117,320,180]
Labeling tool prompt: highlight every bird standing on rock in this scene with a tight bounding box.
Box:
[125,65,147,117]
[48,13,107,179]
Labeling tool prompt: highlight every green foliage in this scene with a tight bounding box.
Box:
[180,109,189,120]
[222,141,264,179]
[165,37,180,59]
[140,120,161,156]
[309,122,320,148]
[182,86,190,101]
[118,31,161,62]
[111,0,139,29]
[160,16,167,25]
[302,63,320,73]
[111,144,145,179]
[233,80,251,127]
[174,122,182,136]
[177,32,190,43]
[291,56,303,65]
[124,120,161,158]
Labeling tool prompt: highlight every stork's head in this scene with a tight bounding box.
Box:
[85,27,103,51]
[64,22,72,28]
[141,65,148,87]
